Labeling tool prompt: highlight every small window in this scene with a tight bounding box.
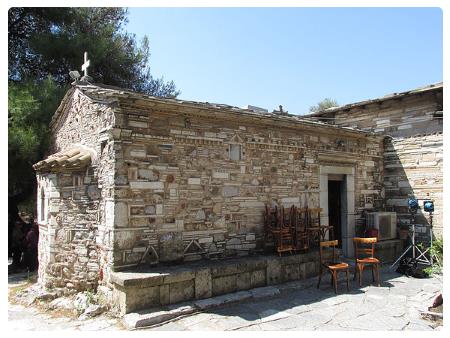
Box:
[229,144,242,161]
[73,175,83,186]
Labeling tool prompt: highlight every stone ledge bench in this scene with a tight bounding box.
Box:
[110,251,320,315]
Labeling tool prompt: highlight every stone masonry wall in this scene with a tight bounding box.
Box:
[384,133,443,240]
[37,88,117,291]
[309,87,443,239]
[37,170,101,290]
[109,98,384,270]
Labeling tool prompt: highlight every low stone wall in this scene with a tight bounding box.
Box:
[110,252,320,314]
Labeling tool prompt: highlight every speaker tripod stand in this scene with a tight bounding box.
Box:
[390,214,433,270]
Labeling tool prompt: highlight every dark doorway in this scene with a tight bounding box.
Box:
[328,180,342,247]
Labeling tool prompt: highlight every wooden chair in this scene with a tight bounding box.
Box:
[306,208,335,247]
[308,207,322,227]
[294,207,309,251]
[264,205,278,246]
[273,206,295,256]
[317,240,350,293]
[263,204,295,255]
[353,237,381,287]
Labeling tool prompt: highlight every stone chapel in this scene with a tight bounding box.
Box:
[33,80,442,312]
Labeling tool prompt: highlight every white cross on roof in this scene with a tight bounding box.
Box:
[81,51,90,77]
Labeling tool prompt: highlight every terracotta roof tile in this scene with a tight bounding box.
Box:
[33,147,92,172]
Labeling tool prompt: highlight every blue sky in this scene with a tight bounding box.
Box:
[125,7,442,115]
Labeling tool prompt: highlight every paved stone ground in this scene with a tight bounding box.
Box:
[8,266,442,331]
[146,267,443,331]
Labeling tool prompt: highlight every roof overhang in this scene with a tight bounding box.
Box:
[33,146,93,173]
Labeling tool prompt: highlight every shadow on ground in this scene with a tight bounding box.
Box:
[200,265,400,323]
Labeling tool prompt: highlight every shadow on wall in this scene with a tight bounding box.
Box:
[383,137,435,244]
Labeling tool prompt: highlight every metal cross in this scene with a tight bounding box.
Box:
[81,51,90,77]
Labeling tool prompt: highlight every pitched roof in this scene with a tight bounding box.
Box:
[303,82,443,118]
[56,82,377,137]
[33,146,92,173]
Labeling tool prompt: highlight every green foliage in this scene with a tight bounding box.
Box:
[8,77,66,198]
[424,237,443,275]
[8,8,180,218]
[85,288,97,305]
[8,7,179,97]
[309,98,339,113]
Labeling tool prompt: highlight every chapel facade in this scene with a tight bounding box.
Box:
[33,82,442,293]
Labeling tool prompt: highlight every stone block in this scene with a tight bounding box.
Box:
[169,280,195,304]
[305,261,317,278]
[213,233,225,242]
[281,254,302,265]
[222,186,239,197]
[49,205,60,213]
[188,178,201,185]
[138,169,159,181]
[212,275,237,296]
[129,181,164,190]
[50,191,61,198]
[211,262,238,277]
[160,284,170,305]
[250,269,266,288]
[213,172,229,179]
[195,209,206,221]
[280,197,300,204]
[114,202,129,227]
[198,237,213,244]
[240,257,267,272]
[128,120,148,129]
[159,232,184,262]
[122,286,160,314]
[266,259,282,285]
[156,204,163,215]
[245,234,256,241]
[130,149,146,157]
[163,269,195,284]
[243,243,256,249]
[298,263,307,279]
[239,201,265,208]
[236,272,251,290]
[113,231,138,250]
[195,269,212,299]
[283,264,300,282]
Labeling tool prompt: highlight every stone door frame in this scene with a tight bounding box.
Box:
[319,165,355,257]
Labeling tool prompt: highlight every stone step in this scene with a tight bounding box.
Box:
[123,286,281,329]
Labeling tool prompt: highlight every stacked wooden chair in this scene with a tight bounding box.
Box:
[306,207,334,247]
[293,207,309,251]
[264,205,336,255]
[264,205,295,256]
